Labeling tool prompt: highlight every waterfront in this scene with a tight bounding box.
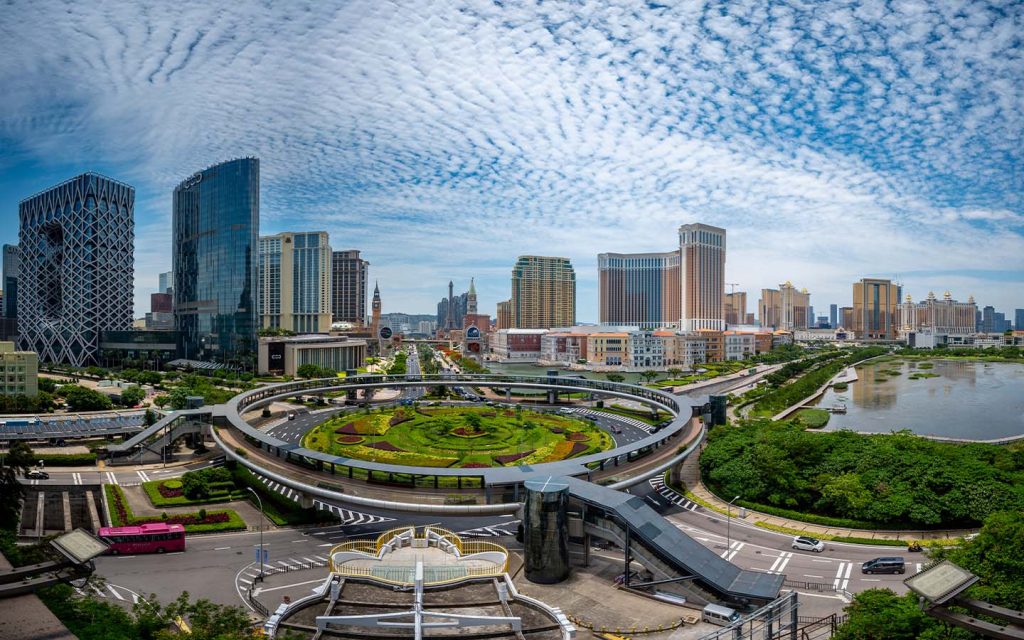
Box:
[813,359,1024,440]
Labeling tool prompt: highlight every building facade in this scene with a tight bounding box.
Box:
[3,245,18,321]
[852,278,901,340]
[0,341,38,396]
[173,158,259,367]
[597,251,680,329]
[330,250,368,325]
[496,300,512,330]
[257,334,367,377]
[897,292,977,339]
[759,282,810,330]
[679,223,725,331]
[724,291,746,326]
[158,271,173,295]
[18,173,135,366]
[258,231,332,334]
[723,331,756,361]
[491,328,547,362]
[511,256,576,329]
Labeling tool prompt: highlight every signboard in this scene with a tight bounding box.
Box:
[51,529,109,565]
[379,326,393,339]
[466,326,481,339]
[255,548,269,564]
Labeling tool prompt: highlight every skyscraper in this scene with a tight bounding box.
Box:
[724,291,746,326]
[173,158,259,366]
[496,300,512,330]
[259,231,333,334]
[1,245,19,338]
[829,304,838,329]
[158,271,173,295]
[852,278,901,340]
[678,223,725,331]
[1016,309,1024,331]
[511,256,576,329]
[330,250,368,325]
[597,251,680,329]
[18,173,134,366]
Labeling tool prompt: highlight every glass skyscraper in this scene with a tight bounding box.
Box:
[173,158,259,367]
[17,173,135,366]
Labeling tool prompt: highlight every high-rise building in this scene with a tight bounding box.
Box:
[840,306,854,329]
[898,292,976,338]
[759,283,810,330]
[158,271,173,295]
[852,278,901,340]
[3,245,18,320]
[18,173,134,366]
[758,288,781,329]
[724,291,746,326]
[678,223,725,331]
[496,299,512,330]
[331,250,368,325]
[173,158,259,367]
[150,293,172,313]
[0,341,37,396]
[597,251,680,329]
[829,304,838,329]
[1016,309,1024,331]
[258,231,332,334]
[511,256,576,329]
[980,305,995,333]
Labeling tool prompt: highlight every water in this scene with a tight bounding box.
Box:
[813,359,1024,440]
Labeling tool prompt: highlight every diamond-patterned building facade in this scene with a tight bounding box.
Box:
[18,173,135,366]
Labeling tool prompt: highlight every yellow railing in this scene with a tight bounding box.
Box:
[374,526,414,551]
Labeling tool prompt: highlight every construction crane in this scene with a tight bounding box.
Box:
[726,283,740,295]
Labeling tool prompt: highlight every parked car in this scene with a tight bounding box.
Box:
[792,536,825,552]
[25,469,49,480]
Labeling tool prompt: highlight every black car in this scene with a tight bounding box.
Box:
[25,470,49,480]
[861,557,906,574]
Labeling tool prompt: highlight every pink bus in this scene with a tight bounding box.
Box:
[98,523,186,555]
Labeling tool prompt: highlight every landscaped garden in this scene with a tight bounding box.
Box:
[301,406,614,468]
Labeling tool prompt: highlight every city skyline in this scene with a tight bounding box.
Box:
[1,2,1022,318]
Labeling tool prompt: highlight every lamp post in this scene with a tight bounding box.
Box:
[247,487,265,581]
[726,495,741,557]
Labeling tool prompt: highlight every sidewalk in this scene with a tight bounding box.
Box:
[676,450,975,542]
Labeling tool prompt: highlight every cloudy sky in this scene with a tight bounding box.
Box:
[1,0,1022,321]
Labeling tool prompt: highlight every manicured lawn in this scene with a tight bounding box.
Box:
[105,485,246,534]
[302,406,614,467]
[795,408,830,428]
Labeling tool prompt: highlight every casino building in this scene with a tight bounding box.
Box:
[257,334,367,377]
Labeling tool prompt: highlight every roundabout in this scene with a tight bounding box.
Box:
[301,406,615,469]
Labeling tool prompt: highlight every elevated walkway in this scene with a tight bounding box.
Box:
[107,409,212,465]
[565,477,784,606]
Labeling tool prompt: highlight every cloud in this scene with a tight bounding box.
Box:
[0,0,1021,319]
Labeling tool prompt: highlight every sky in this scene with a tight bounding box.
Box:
[1,0,1022,322]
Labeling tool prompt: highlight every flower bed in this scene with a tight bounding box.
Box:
[336,435,364,444]
[567,432,589,442]
[494,450,534,465]
[367,441,404,452]
[461,462,491,468]
[548,427,565,434]
[157,482,184,498]
[334,422,358,435]
[105,484,245,534]
[451,427,488,438]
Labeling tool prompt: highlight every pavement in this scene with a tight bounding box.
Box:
[676,447,975,541]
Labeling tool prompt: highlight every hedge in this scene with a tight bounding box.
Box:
[105,484,245,534]
[229,464,338,526]
[141,479,246,508]
[735,499,918,530]
[34,453,98,466]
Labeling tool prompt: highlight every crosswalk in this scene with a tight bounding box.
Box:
[768,552,793,574]
[72,472,83,485]
[74,582,143,604]
[237,555,330,587]
[564,407,655,433]
[721,541,745,562]
[313,501,395,526]
[457,521,520,538]
[252,473,394,526]
[648,476,699,512]
[833,561,853,591]
[136,470,151,482]
[105,471,119,485]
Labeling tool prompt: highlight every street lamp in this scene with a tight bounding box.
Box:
[247,487,265,581]
[726,495,741,558]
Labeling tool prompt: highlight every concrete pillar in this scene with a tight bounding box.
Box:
[85,490,102,531]
[523,477,570,584]
[62,491,73,532]
[35,492,45,538]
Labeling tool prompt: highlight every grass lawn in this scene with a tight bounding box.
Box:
[794,408,830,428]
[302,406,613,468]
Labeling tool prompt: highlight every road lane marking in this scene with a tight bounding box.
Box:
[214,546,232,551]
[254,578,326,594]
[803,574,823,579]
[108,585,124,600]
[136,470,150,482]
[105,471,118,485]
[73,473,82,485]
[776,553,793,573]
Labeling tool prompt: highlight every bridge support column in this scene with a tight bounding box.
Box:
[547,390,558,404]
[523,476,570,584]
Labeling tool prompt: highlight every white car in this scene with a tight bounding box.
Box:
[792,536,825,552]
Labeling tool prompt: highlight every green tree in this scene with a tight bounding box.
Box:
[666,367,683,379]
[605,373,625,383]
[640,370,660,384]
[38,377,58,393]
[297,363,333,379]
[0,442,35,525]
[119,385,146,407]
[463,412,484,433]
[833,589,941,640]
[61,385,114,411]
[168,387,191,410]
[153,394,170,409]
[143,408,158,426]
